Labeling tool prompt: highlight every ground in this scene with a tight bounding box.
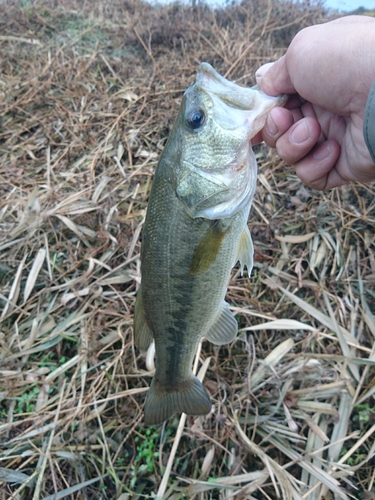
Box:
[0,0,375,499]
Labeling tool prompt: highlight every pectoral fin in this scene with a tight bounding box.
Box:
[204,301,238,345]
[190,221,229,275]
[236,226,254,276]
[133,288,154,352]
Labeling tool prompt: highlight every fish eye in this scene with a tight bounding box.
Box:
[187,109,205,130]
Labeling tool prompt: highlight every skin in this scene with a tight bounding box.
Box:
[252,16,375,190]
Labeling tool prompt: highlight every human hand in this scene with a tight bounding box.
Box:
[252,16,375,190]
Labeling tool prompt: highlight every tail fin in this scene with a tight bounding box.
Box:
[144,376,211,425]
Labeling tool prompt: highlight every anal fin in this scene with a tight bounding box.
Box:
[144,376,211,425]
[236,225,254,276]
[133,288,154,352]
[204,301,238,345]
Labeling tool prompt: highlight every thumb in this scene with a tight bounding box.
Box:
[256,56,296,96]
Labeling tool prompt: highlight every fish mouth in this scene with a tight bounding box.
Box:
[196,62,256,110]
[195,62,287,134]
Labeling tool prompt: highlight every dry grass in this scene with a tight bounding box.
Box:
[0,0,375,498]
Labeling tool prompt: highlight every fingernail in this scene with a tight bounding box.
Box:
[255,63,274,87]
[290,122,309,144]
[266,114,279,137]
[313,143,331,161]
[255,62,274,79]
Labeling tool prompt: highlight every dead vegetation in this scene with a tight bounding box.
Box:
[0,0,374,498]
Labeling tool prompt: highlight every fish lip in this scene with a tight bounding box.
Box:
[196,62,287,111]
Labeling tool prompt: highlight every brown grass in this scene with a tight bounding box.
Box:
[1,0,375,498]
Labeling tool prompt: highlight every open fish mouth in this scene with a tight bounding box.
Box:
[195,62,287,134]
[196,62,287,111]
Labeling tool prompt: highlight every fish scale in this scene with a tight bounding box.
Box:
[133,63,286,425]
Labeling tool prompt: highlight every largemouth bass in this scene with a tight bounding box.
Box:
[134,63,285,425]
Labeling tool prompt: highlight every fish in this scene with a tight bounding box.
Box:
[133,62,286,426]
